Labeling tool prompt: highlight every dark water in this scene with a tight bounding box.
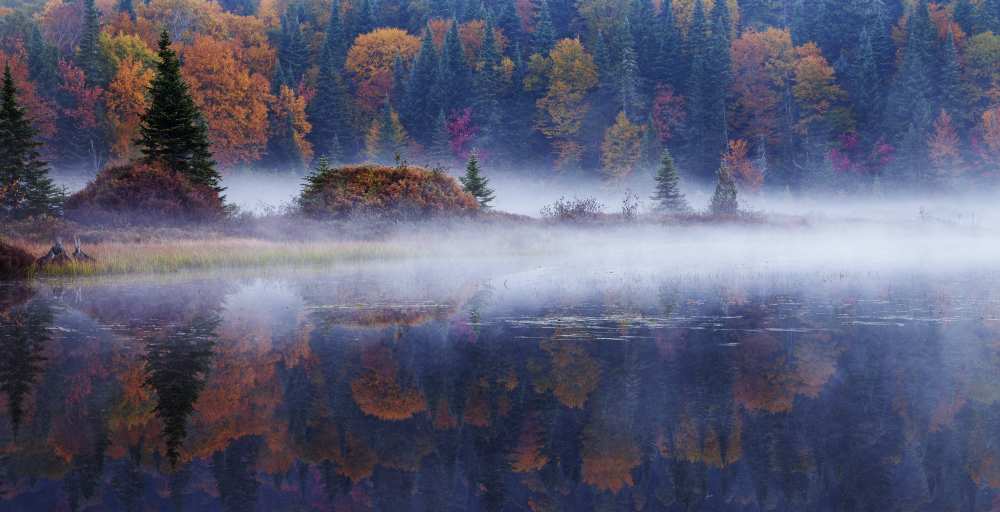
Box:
[1,262,999,511]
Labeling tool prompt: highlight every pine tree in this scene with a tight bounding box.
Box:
[460,151,495,208]
[630,0,657,91]
[939,30,965,126]
[402,29,441,146]
[685,0,729,181]
[278,9,310,87]
[651,149,689,212]
[353,0,376,37]
[653,0,682,90]
[440,19,471,114]
[886,0,934,137]
[852,27,882,137]
[308,4,354,162]
[953,0,975,36]
[0,65,63,219]
[304,155,335,192]
[137,31,221,193]
[494,0,523,47]
[710,164,738,215]
[427,110,453,165]
[617,18,642,121]
[474,22,503,154]
[77,0,103,84]
[532,0,556,55]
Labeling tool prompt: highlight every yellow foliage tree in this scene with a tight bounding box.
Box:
[182,35,273,167]
[346,28,421,113]
[271,85,314,164]
[105,57,154,160]
[536,39,598,170]
[600,112,643,181]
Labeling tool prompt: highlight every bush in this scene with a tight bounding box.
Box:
[0,240,35,279]
[540,196,605,222]
[298,164,479,220]
[65,162,225,225]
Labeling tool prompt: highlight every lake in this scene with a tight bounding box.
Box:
[1,259,999,511]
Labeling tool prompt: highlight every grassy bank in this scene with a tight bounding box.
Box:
[14,239,410,277]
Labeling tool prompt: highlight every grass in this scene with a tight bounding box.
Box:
[16,239,412,277]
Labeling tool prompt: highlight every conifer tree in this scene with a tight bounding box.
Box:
[685,0,729,180]
[710,163,738,215]
[427,110,453,165]
[402,30,441,146]
[617,18,642,121]
[0,65,63,218]
[137,31,221,193]
[304,155,335,193]
[78,0,103,84]
[117,0,136,20]
[308,3,354,161]
[532,0,556,55]
[939,30,965,126]
[474,22,504,154]
[651,148,689,212]
[886,0,934,137]
[852,28,882,136]
[460,151,495,208]
[653,0,682,90]
[278,10,310,87]
[954,0,975,36]
[440,20,471,113]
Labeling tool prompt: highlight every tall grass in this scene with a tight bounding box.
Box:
[21,239,411,277]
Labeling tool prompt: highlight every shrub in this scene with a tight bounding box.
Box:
[0,239,35,279]
[65,162,225,225]
[298,164,479,220]
[540,196,605,222]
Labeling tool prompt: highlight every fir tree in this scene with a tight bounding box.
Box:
[939,30,965,127]
[402,29,441,146]
[685,0,729,180]
[439,19,471,113]
[427,110,453,165]
[852,27,882,137]
[460,151,495,208]
[617,18,642,121]
[117,0,136,20]
[710,164,738,215]
[137,31,221,193]
[304,155,335,194]
[494,0,523,47]
[0,65,63,219]
[278,9,310,87]
[473,22,504,155]
[886,0,934,137]
[353,0,376,37]
[653,0,682,91]
[954,0,975,36]
[78,0,103,84]
[532,0,556,55]
[308,5,354,162]
[651,149,689,213]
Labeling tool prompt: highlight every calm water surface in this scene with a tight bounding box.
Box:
[1,261,999,511]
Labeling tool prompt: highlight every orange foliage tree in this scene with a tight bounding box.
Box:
[0,46,57,142]
[538,339,601,409]
[458,20,507,67]
[928,110,964,178]
[534,39,598,170]
[350,345,427,421]
[730,28,795,146]
[346,28,420,114]
[722,139,763,191]
[270,85,313,164]
[581,423,641,494]
[106,57,154,160]
[600,112,643,181]
[182,35,272,167]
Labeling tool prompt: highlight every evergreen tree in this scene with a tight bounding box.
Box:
[939,30,965,126]
[494,0,523,47]
[685,0,730,181]
[852,27,882,136]
[439,19,471,114]
[885,0,934,138]
[709,164,738,215]
[651,148,689,212]
[460,151,495,208]
[278,9,310,87]
[402,29,441,146]
[117,0,136,20]
[532,0,556,55]
[77,0,103,84]
[137,31,221,193]
[427,110,453,165]
[630,0,658,91]
[308,4,355,161]
[0,296,50,437]
[473,22,504,154]
[304,155,335,193]
[617,18,642,121]
[0,65,63,219]
[981,0,1000,34]
[653,0,682,90]
[353,0,376,37]
[953,0,975,36]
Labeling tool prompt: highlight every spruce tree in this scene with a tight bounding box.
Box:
[308,4,354,161]
[77,0,103,84]
[137,31,221,193]
[460,152,495,208]
[886,0,934,138]
[617,18,642,122]
[427,110,453,165]
[939,30,965,126]
[709,164,738,215]
[532,0,556,55]
[440,19,471,113]
[402,29,441,146]
[651,149,689,213]
[473,22,504,155]
[0,65,63,219]
[686,0,728,181]
[852,28,882,137]
[278,10,310,87]
[653,0,682,91]
[953,0,975,36]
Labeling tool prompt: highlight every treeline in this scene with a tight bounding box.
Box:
[1,0,1000,192]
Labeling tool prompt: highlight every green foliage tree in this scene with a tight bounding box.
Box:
[651,148,689,212]
[460,151,495,208]
[0,65,63,219]
[137,31,222,193]
[710,163,738,215]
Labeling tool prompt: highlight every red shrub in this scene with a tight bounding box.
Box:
[65,163,225,225]
[299,164,479,220]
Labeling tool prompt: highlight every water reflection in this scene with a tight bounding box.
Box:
[0,265,998,511]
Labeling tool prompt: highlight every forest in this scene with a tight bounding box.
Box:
[0,0,998,197]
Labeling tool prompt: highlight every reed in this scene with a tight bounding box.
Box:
[19,239,411,277]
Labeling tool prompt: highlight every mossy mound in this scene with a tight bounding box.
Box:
[66,163,225,225]
[298,164,478,220]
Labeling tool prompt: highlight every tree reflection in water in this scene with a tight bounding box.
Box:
[0,272,997,511]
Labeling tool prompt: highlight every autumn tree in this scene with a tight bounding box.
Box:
[600,112,642,181]
[266,84,313,168]
[365,101,409,163]
[137,31,221,193]
[105,56,153,160]
[535,38,598,170]
[722,139,763,191]
[0,65,63,218]
[182,35,272,168]
[346,28,420,114]
[928,110,964,181]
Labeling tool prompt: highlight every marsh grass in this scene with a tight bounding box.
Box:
[20,239,411,277]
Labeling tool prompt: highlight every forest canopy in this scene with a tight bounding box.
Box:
[1,0,998,192]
